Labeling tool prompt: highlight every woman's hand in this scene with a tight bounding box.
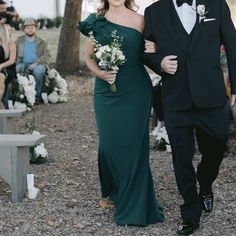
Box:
[144,40,158,53]
[98,70,117,84]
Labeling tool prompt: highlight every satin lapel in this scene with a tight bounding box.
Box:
[189,0,207,51]
[162,0,187,52]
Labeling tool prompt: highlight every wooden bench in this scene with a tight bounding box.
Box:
[0,134,46,202]
[0,109,28,134]
[232,106,236,129]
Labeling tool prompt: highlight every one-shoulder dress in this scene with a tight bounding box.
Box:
[78,13,164,226]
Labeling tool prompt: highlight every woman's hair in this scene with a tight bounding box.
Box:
[0,24,12,59]
[97,0,138,15]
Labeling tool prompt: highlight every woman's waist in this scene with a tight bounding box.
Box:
[118,62,144,71]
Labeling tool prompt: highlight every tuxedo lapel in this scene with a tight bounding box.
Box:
[161,0,188,52]
[189,0,207,51]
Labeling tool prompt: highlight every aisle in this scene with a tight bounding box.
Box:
[0,76,235,236]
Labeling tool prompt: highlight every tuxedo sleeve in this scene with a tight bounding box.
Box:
[142,8,164,76]
[220,0,236,94]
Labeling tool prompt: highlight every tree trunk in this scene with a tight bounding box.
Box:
[56,0,82,74]
[55,0,60,17]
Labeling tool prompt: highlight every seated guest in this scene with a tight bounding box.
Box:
[15,18,51,102]
[0,21,16,109]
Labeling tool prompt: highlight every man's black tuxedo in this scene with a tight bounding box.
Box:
[143,0,236,112]
[143,0,235,223]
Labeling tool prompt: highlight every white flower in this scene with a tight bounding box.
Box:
[118,54,125,61]
[14,101,27,109]
[17,74,28,87]
[48,69,58,79]
[48,91,59,103]
[111,66,119,71]
[28,75,36,87]
[32,130,40,135]
[46,69,68,103]
[58,96,68,102]
[197,4,208,21]
[105,45,111,52]
[15,74,36,107]
[34,143,48,158]
[95,51,102,59]
[197,5,205,16]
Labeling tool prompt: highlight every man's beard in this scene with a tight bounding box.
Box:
[26,32,36,37]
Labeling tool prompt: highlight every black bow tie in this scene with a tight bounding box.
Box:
[176,0,193,7]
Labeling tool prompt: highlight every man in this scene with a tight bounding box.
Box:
[0,0,20,25]
[143,0,236,235]
[15,18,51,102]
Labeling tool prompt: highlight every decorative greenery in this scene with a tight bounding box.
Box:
[44,69,68,103]
[12,17,63,31]
[24,118,48,164]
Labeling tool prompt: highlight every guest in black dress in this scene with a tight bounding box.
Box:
[0,23,16,109]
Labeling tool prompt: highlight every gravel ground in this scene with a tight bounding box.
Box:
[0,76,235,236]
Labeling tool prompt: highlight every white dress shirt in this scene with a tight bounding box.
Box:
[173,0,197,34]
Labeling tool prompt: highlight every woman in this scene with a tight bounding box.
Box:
[78,0,164,226]
[0,22,16,109]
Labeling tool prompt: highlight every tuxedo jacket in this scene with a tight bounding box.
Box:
[143,0,236,111]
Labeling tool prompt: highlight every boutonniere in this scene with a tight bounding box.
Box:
[197,4,209,22]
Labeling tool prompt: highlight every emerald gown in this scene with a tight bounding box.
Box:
[78,13,164,226]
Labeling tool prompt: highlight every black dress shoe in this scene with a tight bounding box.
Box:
[199,191,214,213]
[177,221,199,235]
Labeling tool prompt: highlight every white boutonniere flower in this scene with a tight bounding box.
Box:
[197,4,209,22]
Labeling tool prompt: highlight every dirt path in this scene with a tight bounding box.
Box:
[0,76,235,236]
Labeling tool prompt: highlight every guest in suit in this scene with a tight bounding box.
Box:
[143,0,236,234]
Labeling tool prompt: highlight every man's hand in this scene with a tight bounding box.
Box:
[231,94,236,106]
[28,63,38,71]
[144,40,157,53]
[161,55,178,75]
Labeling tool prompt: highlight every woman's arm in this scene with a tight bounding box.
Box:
[0,40,16,70]
[85,39,117,84]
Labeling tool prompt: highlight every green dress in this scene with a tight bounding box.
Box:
[78,13,164,226]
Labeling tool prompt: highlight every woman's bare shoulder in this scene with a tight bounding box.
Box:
[129,11,145,32]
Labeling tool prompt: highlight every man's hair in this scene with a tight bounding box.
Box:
[0,0,6,5]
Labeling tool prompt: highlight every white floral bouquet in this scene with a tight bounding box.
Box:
[152,126,171,152]
[89,30,126,92]
[24,119,48,164]
[30,130,48,164]
[44,69,68,103]
[11,74,36,110]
